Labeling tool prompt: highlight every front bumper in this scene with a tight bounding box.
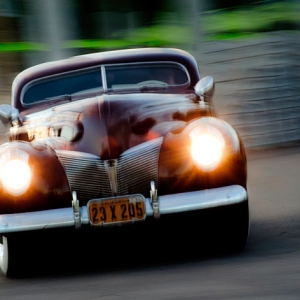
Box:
[0,185,247,234]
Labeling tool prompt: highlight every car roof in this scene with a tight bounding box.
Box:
[12,48,200,111]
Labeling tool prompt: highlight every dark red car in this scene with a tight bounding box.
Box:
[0,48,249,276]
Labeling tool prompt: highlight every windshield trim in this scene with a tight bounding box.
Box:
[103,61,190,90]
[20,61,191,108]
[101,65,108,93]
[20,65,103,108]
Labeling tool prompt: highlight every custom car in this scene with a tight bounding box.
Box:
[0,48,249,276]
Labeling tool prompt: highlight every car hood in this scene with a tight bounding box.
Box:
[21,93,207,159]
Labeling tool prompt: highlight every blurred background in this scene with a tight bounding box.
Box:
[0,0,299,149]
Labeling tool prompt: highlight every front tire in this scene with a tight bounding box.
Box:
[0,233,25,277]
[0,235,9,276]
[217,200,250,251]
[0,234,15,277]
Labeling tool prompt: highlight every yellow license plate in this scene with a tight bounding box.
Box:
[88,195,146,226]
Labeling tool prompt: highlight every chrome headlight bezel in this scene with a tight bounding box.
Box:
[0,149,32,196]
[189,125,225,172]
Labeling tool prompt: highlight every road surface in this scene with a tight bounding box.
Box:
[1,145,300,299]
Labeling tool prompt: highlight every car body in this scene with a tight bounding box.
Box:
[0,48,249,276]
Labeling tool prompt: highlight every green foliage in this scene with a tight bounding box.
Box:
[0,1,298,52]
[0,42,48,52]
[201,1,299,40]
[63,39,130,50]
[124,25,192,47]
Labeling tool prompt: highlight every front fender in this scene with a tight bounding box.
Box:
[0,141,72,214]
[158,117,247,195]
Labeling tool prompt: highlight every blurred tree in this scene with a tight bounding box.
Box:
[21,0,79,65]
[79,0,164,39]
[0,0,22,101]
[213,0,259,9]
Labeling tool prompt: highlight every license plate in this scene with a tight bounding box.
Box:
[88,195,146,226]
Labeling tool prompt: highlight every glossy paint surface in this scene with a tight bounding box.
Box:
[1,48,246,214]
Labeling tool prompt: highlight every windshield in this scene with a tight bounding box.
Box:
[21,62,190,106]
[22,67,103,105]
[105,62,190,91]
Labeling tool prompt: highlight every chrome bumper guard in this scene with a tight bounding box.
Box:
[0,185,247,234]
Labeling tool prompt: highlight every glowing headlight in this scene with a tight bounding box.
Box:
[0,155,32,196]
[190,126,225,171]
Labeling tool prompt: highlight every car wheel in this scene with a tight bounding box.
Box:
[0,234,21,277]
[218,200,250,252]
[0,235,11,276]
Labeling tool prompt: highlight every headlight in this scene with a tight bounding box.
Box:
[0,151,32,196]
[190,125,225,171]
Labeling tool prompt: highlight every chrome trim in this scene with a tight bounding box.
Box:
[0,208,75,233]
[150,181,159,219]
[117,138,162,196]
[56,150,99,160]
[56,151,112,202]
[0,185,247,233]
[72,191,81,229]
[101,65,108,93]
[104,159,118,196]
[21,65,102,107]
[103,61,191,90]
[56,137,163,203]
[154,185,247,215]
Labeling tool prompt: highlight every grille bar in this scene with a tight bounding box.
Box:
[56,137,163,204]
[118,138,162,195]
[57,155,111,202]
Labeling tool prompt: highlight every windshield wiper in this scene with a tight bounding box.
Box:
[139,85,167,92]
[44,94,72,102]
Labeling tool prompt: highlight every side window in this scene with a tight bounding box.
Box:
[22,68,102,105]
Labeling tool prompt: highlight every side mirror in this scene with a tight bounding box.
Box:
[0,105,19,144]
[0,104,19,124]
[194,76,215,101]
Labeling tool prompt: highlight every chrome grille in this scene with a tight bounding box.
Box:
[117,138,162,195]
[56,152,111,202]
[56,137,163,204]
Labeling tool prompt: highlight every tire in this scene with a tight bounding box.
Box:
[0,234,14,277]
[0,233,27,277]
[1,229,81,277]
[146,199,249,252]
[217,200,250,252]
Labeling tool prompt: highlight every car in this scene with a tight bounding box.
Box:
[0,48,249,276]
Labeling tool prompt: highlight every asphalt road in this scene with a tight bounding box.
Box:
[1,145,300,299]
